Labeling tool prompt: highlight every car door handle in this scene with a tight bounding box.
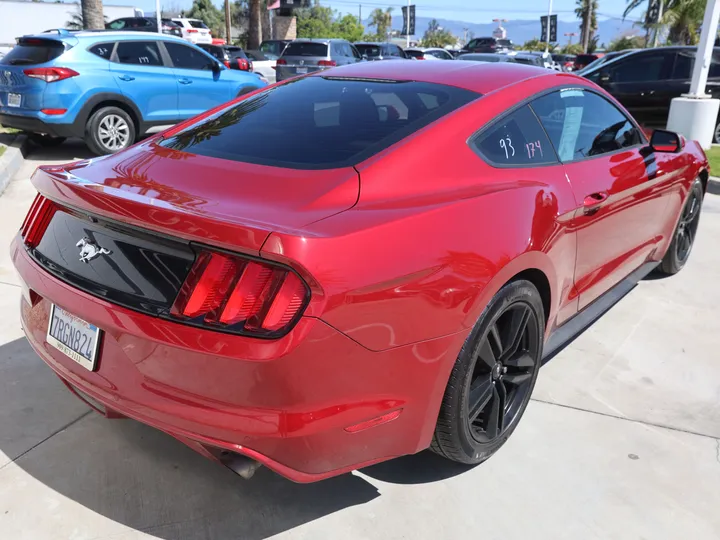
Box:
[178,78,192,85]
[118,75,135,81]
[583,192,608,214]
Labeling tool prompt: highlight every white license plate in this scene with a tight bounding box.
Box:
[296,67,308,74]
[47,304,102,371]
[8,93,21,107]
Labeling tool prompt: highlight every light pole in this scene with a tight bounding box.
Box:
[666,0,720,148]
[564,32,576,46]
[156,0,161,34]
[545,0,552,54]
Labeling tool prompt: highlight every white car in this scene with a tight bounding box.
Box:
[171,18,213,44]
[245,50,277,84]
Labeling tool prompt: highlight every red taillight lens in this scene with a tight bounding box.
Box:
[318,60,337,67]
[171,250,309,336]
[223,60,231,68]
[40,108,67,115]
[276,58,287,65]
[21,194,56,248]
[187,28,199,33]
[23,67,79,83]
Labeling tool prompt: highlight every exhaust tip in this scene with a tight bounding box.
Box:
[217,450,262,480]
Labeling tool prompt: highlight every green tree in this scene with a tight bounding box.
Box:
[335,14,365,42]
[575,0,598,52]
[368,7,393,41]
[66,6,107,30]
[421,19,456,48]
[607,35,645,51]
[522,38,557,52]
[623,0,704,46]
[186,0,224,38]
[296,6,365,41]
[561,43,584,55]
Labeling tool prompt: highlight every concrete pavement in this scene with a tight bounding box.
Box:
[1,143,720,539]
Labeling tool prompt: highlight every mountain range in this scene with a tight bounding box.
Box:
[379,16,641,47]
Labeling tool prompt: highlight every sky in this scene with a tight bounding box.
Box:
[106,0,645,25]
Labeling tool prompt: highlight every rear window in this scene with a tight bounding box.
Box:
[188,20,209,29]
[226,47,248,59]
[283,42,328,57]
[160,77,479,169]
[497,39,513,48]
[1,39,65,65]
[406,50,423,59]
[356,45,381,57]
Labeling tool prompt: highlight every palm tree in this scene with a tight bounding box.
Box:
[248,0,262,49]
[368,7,393,41]
[575,0,598,53]
[623,0,705,46]
[81,0,105,30]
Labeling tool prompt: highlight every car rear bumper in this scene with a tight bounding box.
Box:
[0,112,82,138]
[12,236,465,482]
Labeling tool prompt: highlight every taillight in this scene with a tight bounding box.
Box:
[276,58,287,65]
[21,194,56,248]
[318,60,337,67]
[223,60,231,68]
[238,59,249,71]
[170,249,309,337]
[187,28,199,33]
[23,67,79,83]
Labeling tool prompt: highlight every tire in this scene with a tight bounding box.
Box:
[84,106,136,156]
[714,120,720,145]
[431,279,545,465]
[658,178,704,275]
[28,133,66,147]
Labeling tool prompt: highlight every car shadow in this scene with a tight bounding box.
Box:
[361,449,473,485]
[0,337,382,540]
[24,138,95,162]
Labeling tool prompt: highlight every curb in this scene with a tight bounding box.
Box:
[0,134,29,197]
[710,176,720,195]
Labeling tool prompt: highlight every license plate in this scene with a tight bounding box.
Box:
[47,304,102,371]
[296,67,308,74]
[8,93,21,107]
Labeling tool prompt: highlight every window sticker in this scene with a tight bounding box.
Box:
[558,106,583,161]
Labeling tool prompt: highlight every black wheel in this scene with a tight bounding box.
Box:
[658,178,703,275]
[28,133,66,147]
[85,106,135,156]
[431,279,544,465]
[714,121,720,144]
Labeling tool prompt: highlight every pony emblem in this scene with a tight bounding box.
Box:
[76,238,111,263]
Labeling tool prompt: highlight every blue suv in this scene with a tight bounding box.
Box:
[0,31,267,155]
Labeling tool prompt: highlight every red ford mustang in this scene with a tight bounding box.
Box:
[12,61,708,482]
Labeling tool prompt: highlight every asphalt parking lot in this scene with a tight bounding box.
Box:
[1,141,720,540]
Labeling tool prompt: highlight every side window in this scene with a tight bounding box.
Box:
[606,54,667,83]
[89,43,114,60]
[390,45,401,58]
[671,51,693,79]
[165,42,215,70]
[108,19,127,30]
[531,89,643,162]
[350,45,361,60]
[467,39,478,49]
[115,41,163,66]
[472,105,556,167]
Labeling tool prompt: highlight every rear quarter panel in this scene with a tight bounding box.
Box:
[262,73,581,352]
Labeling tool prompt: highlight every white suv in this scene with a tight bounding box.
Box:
[171,18,213,44]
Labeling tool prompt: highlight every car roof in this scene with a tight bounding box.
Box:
[309,60,555,94]
[25,30,188,43]
[291,38,349,43]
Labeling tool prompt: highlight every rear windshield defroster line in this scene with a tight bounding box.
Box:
[159,76,480,170]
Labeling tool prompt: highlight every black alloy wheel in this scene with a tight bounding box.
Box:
[432,279,544,465]
[467,302,540,443]
[658,178,703,275]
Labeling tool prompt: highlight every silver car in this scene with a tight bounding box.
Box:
[276,39,362,82]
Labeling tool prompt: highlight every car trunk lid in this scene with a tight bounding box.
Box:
[30,140,360,254]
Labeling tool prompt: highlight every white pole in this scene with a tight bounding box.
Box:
[406,0,410,48]
[545,0,552,54]
[689,0,720,97]
[156,0,162,34]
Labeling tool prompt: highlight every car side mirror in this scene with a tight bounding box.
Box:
[212,61,222,73]
[650,129,682,153]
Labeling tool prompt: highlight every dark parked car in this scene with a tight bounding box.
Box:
[105,17,183,38]
[582,46,720,141]
[354,42,409,60]
[552,54,576,72]
[461,37,514,54]
[576,49,636,75]
[260,39,292,57]
[573,53,604,71]
[275,39,361,82]
[198,43,252,72]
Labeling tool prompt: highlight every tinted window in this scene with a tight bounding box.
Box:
[429,50,449,60]
[1,40,65,65]
[532,89,643,162]
[226,47,248,60]
[606,53,667,82]
[473,105,556,166]
[673,50,720,79]
[107,19,127,29]
[284,42,327,57]
[165,42,215,70]
[159,77,478,169]
[390,45,402,57]
[497,39,513,48]
[198,45,224,60]
[357,44,381,57]
[406,50,424,59]
[188,20,209,29]
[350,45,361,60]
[89,43,114,60]
[115,41,163,66]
